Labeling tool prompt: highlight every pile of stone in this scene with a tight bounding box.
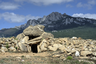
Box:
[0,25,96,60]
[49,37,96,60]
[0,25,54,53]
[0,36,18,53]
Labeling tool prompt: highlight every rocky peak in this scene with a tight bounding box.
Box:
[25,19,39,28]
[46,12,63,21]
[13,12,96,31]
[49,12,62,16]
[38,16,47,23]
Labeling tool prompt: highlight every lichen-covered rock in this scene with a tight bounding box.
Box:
[18,43,28,52]
[0,49,5,53]
[1,47,8,52]
[41,32,54,39]
[16,33,25,40]
[28,36,42,45]
[73,40,81,45]
[92,52,96,56]
[35,25,45,30]
[59,46,66,52]
[20,36,29,44]
[47,38,55,44]
[23,25,44,36]
[48,46,57,51]
[28,40,41,45]
[52,54,60,58]
[39,39,48,52]
[81,51,92,57]
[52,44,62,49]
[26,45,31,52]
[8,47,16,52]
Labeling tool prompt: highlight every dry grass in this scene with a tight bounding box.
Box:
[0,55,94,64]
[0,51,95,64]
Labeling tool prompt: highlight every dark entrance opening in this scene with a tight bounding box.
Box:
[31,44,38,53]
[29,35,39,40]
[28,35,40,53]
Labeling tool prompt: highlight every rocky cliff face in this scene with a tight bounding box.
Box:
[15,12,96,31]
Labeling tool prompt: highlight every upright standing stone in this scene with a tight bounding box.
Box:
[18,43,28,52]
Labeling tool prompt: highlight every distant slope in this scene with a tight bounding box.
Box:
[50,26,96,40]
[1,26,96,40]
[0,28,23,37]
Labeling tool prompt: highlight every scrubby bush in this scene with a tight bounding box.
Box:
[6,43,9,49]
[66,56,73,60]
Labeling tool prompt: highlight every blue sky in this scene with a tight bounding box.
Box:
[0,0,96,30]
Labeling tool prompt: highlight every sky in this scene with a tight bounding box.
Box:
[0,0,96,30]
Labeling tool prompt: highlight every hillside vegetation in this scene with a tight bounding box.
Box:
[0,26,96,40]
[50,26,96,40]
[0,28,23,37]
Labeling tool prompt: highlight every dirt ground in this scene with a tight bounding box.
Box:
[0,52,95,64]
[0,52,51,58]
[0,52,52,64]
[0,52,63,64]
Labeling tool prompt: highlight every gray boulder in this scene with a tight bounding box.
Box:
[35,25,45,30]
[18,43,28,52]
[1,47,8,52]
[23,25,44,36]
[20,36,29,44]
[8,47,16,52]
[81,51,92,57]
[16,33,25,40]
[41,32,54,39]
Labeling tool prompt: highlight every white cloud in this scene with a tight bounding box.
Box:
[77,2,92,9]
[72,13,96,19]
[25,15,40,20]
[0,12,41,23]
[0,2,20,10]
[77,0,96,9]
[14,0,73,5]
[77,2,83,7]
[88,0,96,5]
[66,4,73,7]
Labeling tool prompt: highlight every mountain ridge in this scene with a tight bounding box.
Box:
[0,12,96,37]
[15,12,96,31]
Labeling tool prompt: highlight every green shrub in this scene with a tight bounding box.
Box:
[15,47,17,50]
[21,55,24,58]
[41,38,44,41]
[6,43,9,49]
[66,56,73,60]
[14,38,18,40]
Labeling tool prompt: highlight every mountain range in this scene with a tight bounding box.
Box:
[0,12,96,38]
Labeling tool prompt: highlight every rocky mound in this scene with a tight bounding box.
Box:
[0,25,96,61]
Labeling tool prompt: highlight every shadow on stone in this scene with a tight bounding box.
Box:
[29,35,39,40]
